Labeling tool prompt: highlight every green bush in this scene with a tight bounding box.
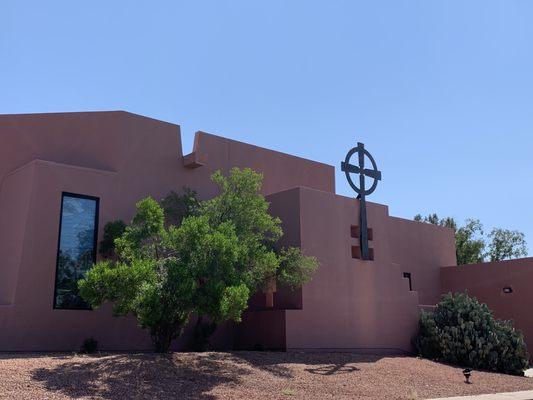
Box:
[414,292,529,375]
[80,337,98,354]
[79,169,318,353]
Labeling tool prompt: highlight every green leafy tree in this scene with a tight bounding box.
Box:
[487,228,528,262]
[455,219,485,265]
[414,214,528,264]
[276,247,319,290]
[414,214,484,264]
[79,198,196,352]
[80,198,249,352]
[414,213,457,230]
[80,168,318,352]
[193,168,318,348]
[201,168,283,291]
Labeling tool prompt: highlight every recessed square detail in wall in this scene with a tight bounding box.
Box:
[350,225,373,240]
[351,245,374,261]
[350,225,374,240]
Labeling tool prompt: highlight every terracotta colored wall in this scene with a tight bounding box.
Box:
[0,111,334,215]
[0,111,334,351]
[441,258,533,359]
[191,131,335,197]
[262,187,455,353]
[388,217,456,305]
[0,160,154,351]
[0,111,455,353]
[0,162,34,304]
[234,310,286,351]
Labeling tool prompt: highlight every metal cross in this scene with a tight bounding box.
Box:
[341,142,382,260]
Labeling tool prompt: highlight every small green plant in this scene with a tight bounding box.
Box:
[80,337,98,354]
[414,292,529,375]
[99,220,127,259]
[282,388,296,396]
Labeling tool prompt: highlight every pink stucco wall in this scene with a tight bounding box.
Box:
[0,111,335,351]
[271,187,455,352]
[388,217,457,305]
[0,111,457,352]
[441,258,533,360]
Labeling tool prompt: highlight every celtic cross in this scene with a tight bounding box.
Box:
[341,142,382,260]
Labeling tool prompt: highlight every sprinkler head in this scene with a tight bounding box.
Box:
[463,368,472,384]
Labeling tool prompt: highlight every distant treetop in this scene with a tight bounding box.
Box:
[414,213,527,264]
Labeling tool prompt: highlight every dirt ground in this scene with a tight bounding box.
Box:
[1,351,532,400]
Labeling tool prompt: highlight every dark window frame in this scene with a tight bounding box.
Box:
[53,192,100,310]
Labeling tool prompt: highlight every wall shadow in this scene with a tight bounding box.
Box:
[229,351,383,377]
[304,364,360,375]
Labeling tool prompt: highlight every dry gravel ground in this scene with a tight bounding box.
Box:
[1,352,533,400]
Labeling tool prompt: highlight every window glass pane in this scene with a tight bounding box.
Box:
[54,194,98,309]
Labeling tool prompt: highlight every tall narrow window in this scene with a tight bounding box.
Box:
[53,193,99,309]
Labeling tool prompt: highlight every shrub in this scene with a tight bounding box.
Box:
[414,292,529,375]
[80,337,98,354]
[99,220,127,259]
[79,169,318,353]
[191,317,217,352]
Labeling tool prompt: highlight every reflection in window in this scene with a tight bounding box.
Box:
[54,193,99,309]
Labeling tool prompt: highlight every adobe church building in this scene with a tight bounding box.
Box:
[1,111,532,355]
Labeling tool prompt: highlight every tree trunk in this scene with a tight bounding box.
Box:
[153,328,174,353]
[192,315,217,352]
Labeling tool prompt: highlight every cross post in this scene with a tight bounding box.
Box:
[341,142,381,261]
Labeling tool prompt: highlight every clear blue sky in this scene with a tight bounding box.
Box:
[2,1,533,253]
